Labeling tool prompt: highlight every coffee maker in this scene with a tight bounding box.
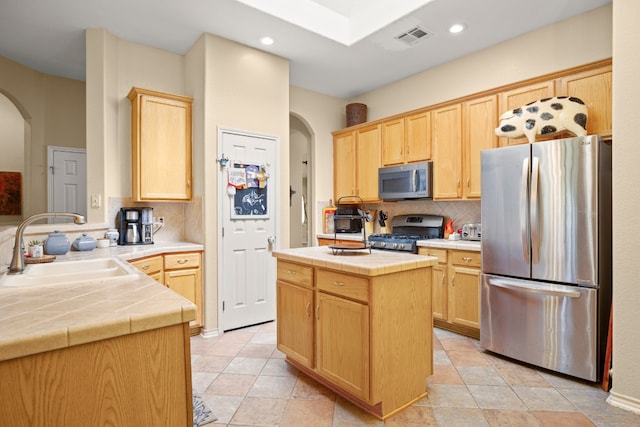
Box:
[118,207,154,245]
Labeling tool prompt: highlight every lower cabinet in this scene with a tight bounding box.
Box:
[276,258,432,419]
[418,247,480,338]
[130,251,203,335]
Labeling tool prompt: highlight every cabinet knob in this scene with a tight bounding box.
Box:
[462,257,472,263]
[177,259,188,264]
[333,281,345,286]
[306,302,311,317]
[142,265,150,270]
[287,270,297,275]
[315,306,320,320]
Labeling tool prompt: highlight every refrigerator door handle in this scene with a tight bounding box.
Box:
[487,277,581,298]
[530,157,540,264]
[520,158,530,263]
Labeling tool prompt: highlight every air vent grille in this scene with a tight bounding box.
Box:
[395,26,433,46]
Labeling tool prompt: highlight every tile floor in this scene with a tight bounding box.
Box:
[190,322,640,427]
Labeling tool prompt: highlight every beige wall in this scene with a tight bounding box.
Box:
[610,0,640,412]
[0,56,85,219]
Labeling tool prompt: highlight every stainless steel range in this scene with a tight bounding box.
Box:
[368,214,444,253]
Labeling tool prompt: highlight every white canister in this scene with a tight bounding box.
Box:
[96,238,110,248]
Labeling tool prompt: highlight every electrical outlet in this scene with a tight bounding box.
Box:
[157,217,165,226]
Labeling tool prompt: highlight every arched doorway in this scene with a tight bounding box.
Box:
[0,92,26,225]
[289,114,313,248]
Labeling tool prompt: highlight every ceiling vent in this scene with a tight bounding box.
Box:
[395,26,433,46]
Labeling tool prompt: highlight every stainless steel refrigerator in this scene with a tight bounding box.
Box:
[480,135,611,381]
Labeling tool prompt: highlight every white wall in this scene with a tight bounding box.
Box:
[609,0,640,413]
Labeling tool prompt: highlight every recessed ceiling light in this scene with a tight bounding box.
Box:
[449,24,465,34]
[260,36,275,46]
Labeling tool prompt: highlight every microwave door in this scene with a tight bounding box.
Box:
[380,170,412,199]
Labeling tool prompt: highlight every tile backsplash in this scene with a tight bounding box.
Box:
[318,199,481,236]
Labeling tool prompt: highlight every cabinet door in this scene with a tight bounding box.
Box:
[463,95,498,199]
[316,292,369,400]
[165,268,202,327]
[333,131,356,200]
[355,124,381,201]
[405,110,431,163]
[498,81,555,147]
[557,66,612,139]
[449,266,480,330]
[277,281,314,368]
[129,88,193,201]
[381,118,405,166]
[432,104,462,199]
[431,263,447,321]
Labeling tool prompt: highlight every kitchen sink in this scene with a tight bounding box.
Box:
[0,257,140,288]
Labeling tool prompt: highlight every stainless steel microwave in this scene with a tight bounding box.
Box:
[378,161,433,201]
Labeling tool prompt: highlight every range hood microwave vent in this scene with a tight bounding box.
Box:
[395,26,433,46]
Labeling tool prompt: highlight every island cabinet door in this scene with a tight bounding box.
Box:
[276,280,314,368]
[315,291,370,401]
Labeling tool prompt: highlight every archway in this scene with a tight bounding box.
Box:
[289,113,313,248]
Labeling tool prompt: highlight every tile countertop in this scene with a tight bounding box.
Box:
[273,245,437,276]
[0,241,203,362]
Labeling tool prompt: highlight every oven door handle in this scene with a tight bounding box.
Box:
[488,278,581,298]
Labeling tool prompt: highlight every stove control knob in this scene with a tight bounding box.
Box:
[392,243,398,249]
[380,242,386,248]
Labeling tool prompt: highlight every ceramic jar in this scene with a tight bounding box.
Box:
[44,231,71,255]
[72,233,97,251]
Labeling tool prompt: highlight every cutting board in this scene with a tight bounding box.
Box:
[25,255,56,264]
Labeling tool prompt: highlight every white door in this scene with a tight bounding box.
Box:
[219,129,278,332]
[47,146,87,219]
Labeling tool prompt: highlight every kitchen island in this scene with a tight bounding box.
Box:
[273,246,437,419]
[0,253,198,426]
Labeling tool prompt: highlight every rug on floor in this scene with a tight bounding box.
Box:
[193,390,217,427]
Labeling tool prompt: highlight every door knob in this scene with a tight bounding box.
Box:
[268,236,276,249]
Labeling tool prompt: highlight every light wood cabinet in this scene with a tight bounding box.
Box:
[164,252,202,333]
[275,258,432,419]
[333,124,381,202]
[448,250,481,331]
[497,80,555,147]
[556,64,612,139]
[128,87,193,201]
[432,103,463,199]
[381,111,430,166]
[463,95,498,198]
[419,247,480,338]
[130,254,164,282]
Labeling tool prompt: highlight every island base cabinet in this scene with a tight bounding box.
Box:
[316,292,370,401]
[276,280,314,368]
[0,323,193,427]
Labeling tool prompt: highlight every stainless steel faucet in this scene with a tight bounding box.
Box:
[7,212,86,275]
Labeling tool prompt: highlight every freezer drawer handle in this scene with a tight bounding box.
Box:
[488,278,581,298]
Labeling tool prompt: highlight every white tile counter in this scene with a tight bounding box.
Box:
[417,238,481,251]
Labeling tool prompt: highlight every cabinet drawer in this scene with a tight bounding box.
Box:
[130,255,163,276]
[317,269,369,303]
[418,247,447,263]
[449,250,481,268]
[277,261,313,288]
[165,252,201,270]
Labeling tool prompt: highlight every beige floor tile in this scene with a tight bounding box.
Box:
[260,357,299,377]
[511,386,576,411]
[238,343,276,358]
[467,385,527,410]
[247,375,297,399]
[433,349,452,366]
[496,366,552,387]
[384,405,438,426]
[218,330,256,345]
[432,407,490,427]
[191,354,233,373]
[223,356,268,375]
[280,399,334,427]
[206,341,245,357]
[457,366,506,386]
[483,409,543,426]
[531,410,596,427]
[207,373,256,396]
[230,396,288,426]
[426,384,478,408]
[439,337,479,351]
[201,394,244,425]
[426,365,464,385]
[192,371,219,393]
[447,349,491,366]
[291,373,336,401]
[332,395,384,426]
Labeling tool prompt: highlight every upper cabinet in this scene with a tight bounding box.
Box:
[556,64,612,139]
[463,95,498,199]
[128,87,193,202]
[497,80,555,147]
[333,124,381,202]
[381,110,431,166]
[432,104,462,199]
